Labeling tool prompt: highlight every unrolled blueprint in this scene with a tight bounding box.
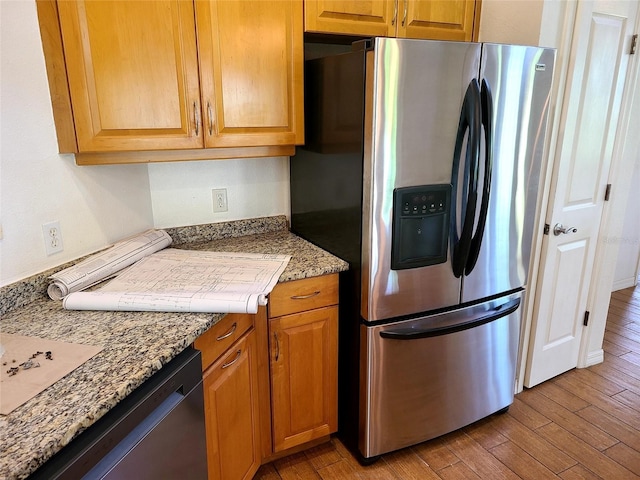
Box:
[62,249,291,314]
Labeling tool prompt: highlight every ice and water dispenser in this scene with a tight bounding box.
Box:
[391,185,451,270]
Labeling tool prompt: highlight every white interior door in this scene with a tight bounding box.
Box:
[524,0,639,388]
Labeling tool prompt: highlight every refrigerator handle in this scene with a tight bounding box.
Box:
[379,298,520,340]
[450,79,481,278]
[465,79,494,275]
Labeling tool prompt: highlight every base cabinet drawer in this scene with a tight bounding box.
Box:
[268,273,338,317]
[195,313,254,371]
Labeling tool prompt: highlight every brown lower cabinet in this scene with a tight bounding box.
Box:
[195,313,261,480]
[269,305,338,452]
[195,274,339,479]
[202,331,261,480]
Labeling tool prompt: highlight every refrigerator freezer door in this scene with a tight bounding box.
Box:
[362,38,482,321]
[359,292,522,458]
[462,45,555,303]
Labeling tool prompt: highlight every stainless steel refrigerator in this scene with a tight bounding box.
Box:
[290,37,555,461]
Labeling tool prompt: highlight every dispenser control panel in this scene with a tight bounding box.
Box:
[400,190,448,216]
[391,184,451,270]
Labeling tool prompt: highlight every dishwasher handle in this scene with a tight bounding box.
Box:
[379,298,520,340]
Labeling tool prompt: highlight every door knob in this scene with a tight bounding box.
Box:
[553,223,578,236]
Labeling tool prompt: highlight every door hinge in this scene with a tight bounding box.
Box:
[544,223,550,235]
[605,183,612,201]
[583,310,590,326]
[631,34,638,55]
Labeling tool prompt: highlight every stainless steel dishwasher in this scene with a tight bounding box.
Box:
[30,347,207,479]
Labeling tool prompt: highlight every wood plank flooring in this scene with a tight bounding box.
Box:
[254,285,640,480]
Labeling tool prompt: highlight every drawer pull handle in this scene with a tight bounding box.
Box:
[274,332,280,362]
[221,349,241,369]
[291,291,321,300]
[216,322,237,341]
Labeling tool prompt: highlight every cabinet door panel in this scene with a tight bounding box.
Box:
[203,331,260,480]
[400,0,477,41]
[304,0,396,37]
[305,0,477,41]
[196,0,304,147]
[270,306,338,452]
[57,0,202,152]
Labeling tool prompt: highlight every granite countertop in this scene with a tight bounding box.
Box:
[0,216,348,480]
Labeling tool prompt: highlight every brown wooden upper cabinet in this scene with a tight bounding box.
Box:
[42,0,303,156]
[304,0,480,41]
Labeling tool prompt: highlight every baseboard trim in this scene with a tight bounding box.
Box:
[582,348,604,368]
[612,277,637,291]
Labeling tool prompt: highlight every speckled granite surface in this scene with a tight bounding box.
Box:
[0,216,348,480]
[0,216,292,318]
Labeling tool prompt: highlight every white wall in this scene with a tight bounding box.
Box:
[478,0,544,46]
[0,0,153,285]
[0,1,291,286]
[148,157,290,228]
[612,155,640,290]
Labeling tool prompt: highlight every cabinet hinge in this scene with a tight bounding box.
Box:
[583,311,590,326]
[544,223,550,235]
[605,184,612,201]
[631,34,638,55]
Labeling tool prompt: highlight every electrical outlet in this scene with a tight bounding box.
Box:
[212,188,228,213]
[42,221,64,255]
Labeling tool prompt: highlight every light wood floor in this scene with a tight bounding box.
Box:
[255,285,640,479]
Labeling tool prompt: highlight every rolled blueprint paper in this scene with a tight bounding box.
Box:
[48,229,172,300]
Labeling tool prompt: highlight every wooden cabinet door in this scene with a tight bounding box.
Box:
[397,0,477,41]
[203,330,261,480]
[304,0,477,41]
[195,0,304,148]
[270,306,338,452]
[304,0,396,37]
[56,0,203,152]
